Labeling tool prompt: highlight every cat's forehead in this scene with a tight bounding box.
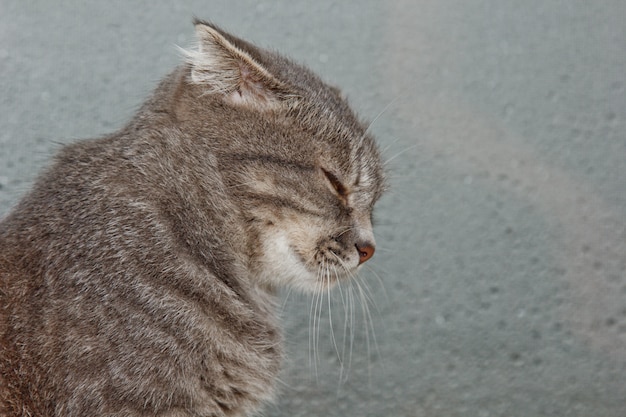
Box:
[184,22,385,197]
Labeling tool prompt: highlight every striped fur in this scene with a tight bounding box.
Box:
[0,20,385,416]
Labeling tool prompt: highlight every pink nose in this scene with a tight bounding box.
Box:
[356,242,375,264]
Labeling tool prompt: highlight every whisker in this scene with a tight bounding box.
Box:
[380,135,405,156]
[352,274,384,386]
[358,91,411,148]
[362,264,389,305]
[314,261,328,376]
[353,278,372,381]
[355,276,382,322]
[330,263,348,385]
[342,264,358,386]
[280,286,294,314]
[327,265,342,374]
[346,282,356,382]
[358,84,422,151]
[384,144,418,167]
[333,224,376,239]
[328,252,364,386]
[333,226,357,238]
[309,262,324,379]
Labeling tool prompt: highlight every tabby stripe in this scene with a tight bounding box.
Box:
[222,153,316,173]
[241,192,325,218]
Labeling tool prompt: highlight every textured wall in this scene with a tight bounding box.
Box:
[1,1,624,416]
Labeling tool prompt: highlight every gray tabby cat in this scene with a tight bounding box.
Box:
[0,20,385,417]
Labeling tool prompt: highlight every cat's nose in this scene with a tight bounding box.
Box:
[355,242,375,264]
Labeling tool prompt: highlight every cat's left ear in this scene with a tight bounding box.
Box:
[184,20,291,110]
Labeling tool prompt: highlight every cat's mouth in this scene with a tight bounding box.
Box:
[306,238,363,280]
[285,242,355,286]
[257,228,370,292]
[316,242,355,269]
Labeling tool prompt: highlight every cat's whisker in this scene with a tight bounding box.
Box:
[314,285,323,380]
[272,374,291,391]
[333,228,357,239]
[383,144,418,167]
[317,264,328,371]
[328,252,362,386]
[335,270,350,385]
[358,92,407,148]
[358,84,423,152]
[383,176,430,191]
[308,264,323,379]
[315,261,331,376]
[304,248,323,377]
[309,294,319,381]
[326,265,342,377]
[332,225,373,241]
[346,282,356,383]
[279,285,294,314]
[383,172,429,183]
[348,264,384,385]
[330,225,356,238]
[350,277,372,377]
[341,264,359,386]
[362,264,389,305]
[380,134,404,154]
[355,275,380,316]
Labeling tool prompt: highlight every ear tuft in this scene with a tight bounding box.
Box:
[181,21,291,109]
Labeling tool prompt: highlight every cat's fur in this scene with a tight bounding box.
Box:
[0,20,385,417]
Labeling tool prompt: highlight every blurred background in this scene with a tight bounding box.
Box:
[1,1,624,416]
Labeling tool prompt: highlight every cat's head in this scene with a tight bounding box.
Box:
[180,21,386,292]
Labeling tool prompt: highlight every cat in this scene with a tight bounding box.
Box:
[0,19,386,417]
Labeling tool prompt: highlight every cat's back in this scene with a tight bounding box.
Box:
[0,137,135,416]
[0,203,56,416]
[0,124,283,416]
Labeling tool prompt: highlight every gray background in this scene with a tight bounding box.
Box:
[1,1,625,416]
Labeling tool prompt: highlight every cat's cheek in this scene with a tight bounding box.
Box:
[254,230,320,291]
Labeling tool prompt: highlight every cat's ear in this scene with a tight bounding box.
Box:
[184,20,291,109]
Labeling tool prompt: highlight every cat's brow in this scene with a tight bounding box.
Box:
[241,192,326,217]
[224,153,317,172]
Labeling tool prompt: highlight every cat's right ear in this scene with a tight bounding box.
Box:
[181,21,292,110]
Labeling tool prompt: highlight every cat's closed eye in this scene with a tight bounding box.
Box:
[321,168,347,197]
